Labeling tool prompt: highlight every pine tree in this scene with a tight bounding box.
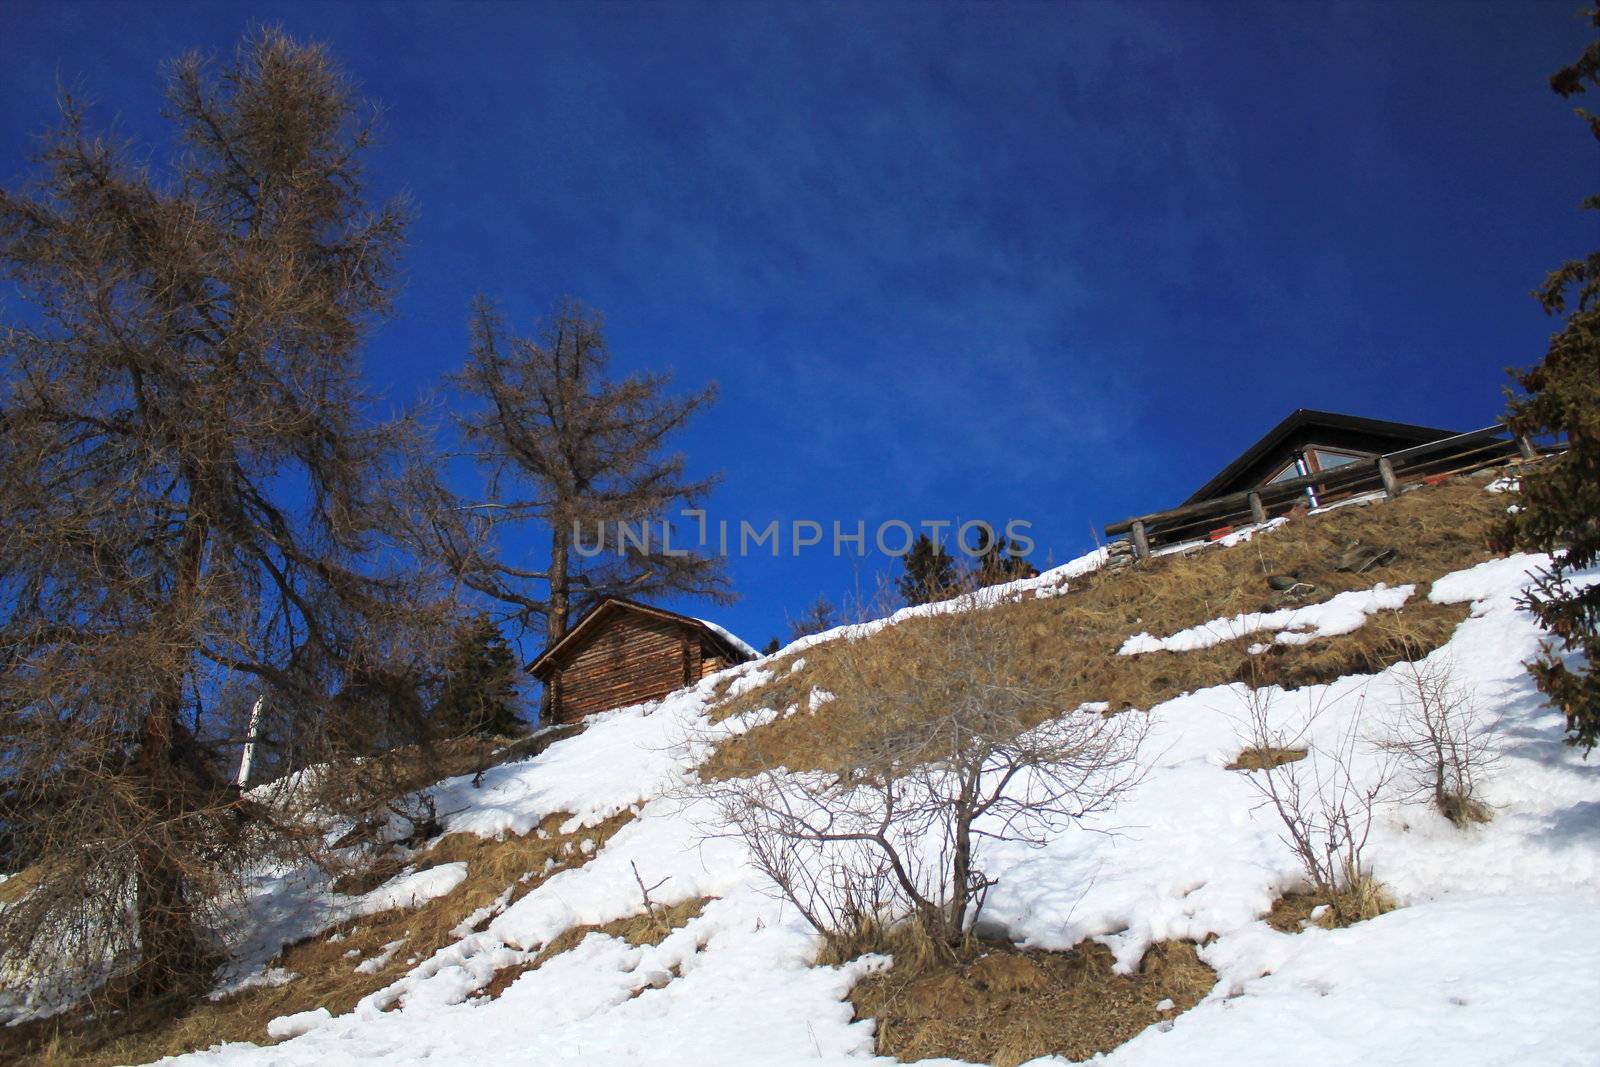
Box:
[897,534,957,606]
[435,617,524,738]
[1502,5,1600,752]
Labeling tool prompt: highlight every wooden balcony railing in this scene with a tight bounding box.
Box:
[1104,423,1541,559]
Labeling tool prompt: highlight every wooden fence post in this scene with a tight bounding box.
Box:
[1131,520,1150,561]
[1248,492,1266,525]
[1377,456,1399,499]
[1518,435,1538,461]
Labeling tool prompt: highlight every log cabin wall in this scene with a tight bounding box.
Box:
[544,610,739,723]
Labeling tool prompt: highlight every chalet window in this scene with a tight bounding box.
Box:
[1266,460,1303,485]
[1307,447,1364,471]
[1266,450,1318,506]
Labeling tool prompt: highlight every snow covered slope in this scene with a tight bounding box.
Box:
[154,550,1600,1067]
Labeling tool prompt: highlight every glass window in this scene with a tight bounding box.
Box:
[1267,460,1303,484]
[1309,448,1364,471]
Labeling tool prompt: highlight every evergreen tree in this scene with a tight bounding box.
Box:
[1502,6,1600,752]
[435,617,524,738]
[897,534,957,606]
[761,636,781,656]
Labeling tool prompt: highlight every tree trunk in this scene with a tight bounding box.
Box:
[950,810,975,941]
[540,525,571,724]
[547,524,571,645]
[130,511,209,998]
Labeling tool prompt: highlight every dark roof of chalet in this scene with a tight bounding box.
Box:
[526,596,756,680]
[1183,409,1461,505]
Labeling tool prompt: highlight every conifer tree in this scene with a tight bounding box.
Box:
[0,29,448,1002]
[1503,5,1600,752]
[897,534,957,606]
[434,617,524,738]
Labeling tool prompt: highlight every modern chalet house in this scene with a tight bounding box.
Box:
[1107,408,1531,551]
[527,597,757,725]
[1183,409,1461,505]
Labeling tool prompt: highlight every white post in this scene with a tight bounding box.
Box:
[237,695,263,789]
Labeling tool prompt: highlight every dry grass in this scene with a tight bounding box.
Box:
[0,862,52,906]
[705,478,1500,781]
[1226,746,1308,771]
[1264,875,1397,933]
[848,931,1216,1066]
[1439,792,1494,827]
[1,809,635,1067]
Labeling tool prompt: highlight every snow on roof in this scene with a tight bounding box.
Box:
[695,616,758,659]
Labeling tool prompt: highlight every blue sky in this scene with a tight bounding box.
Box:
[3,0,1595,654]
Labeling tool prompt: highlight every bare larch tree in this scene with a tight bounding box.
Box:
[0,29,452,1006]
[423,297,730,647]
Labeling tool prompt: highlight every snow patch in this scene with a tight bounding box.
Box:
[1120,583,1414,655]
[354,863,468,916]
[266,1007,332,1040]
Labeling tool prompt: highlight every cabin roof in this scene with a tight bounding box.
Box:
[1182,408,1460,505]
[526,596,755,680]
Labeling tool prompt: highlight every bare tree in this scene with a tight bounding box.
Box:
[412,298,729,650]
[701,594,1146,957]
[1374,658,1497,826]
[0,29,456,1007]
[787,594,839,642]
[1233,683,1394,922]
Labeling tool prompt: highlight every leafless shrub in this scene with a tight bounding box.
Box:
[699,592,1147,959]
[1233,682,1394,923]
[1374,658,1497,826]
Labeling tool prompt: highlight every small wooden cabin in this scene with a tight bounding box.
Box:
[1183,409,1459,507]
[527,598,756,725]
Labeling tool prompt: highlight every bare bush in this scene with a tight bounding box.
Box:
[1233,682,1394,923]
[1374,658,1497,826]
[700,592,1146,959]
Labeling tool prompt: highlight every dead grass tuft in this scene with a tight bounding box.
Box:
[1265,875,1397,933]
[1330,873,1397,924]
[0,809,635,1067]
[1439,792,1494,827]
[849,936,1216,1066]
[707,479,1500,781]
[1226,746,1308,771]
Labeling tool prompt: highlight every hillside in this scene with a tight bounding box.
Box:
[8,471,1600,1067]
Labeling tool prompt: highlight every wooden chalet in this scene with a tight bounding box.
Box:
[1184,409,1460,507]
[527,597,756,725]
[1106,408,1532,553]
